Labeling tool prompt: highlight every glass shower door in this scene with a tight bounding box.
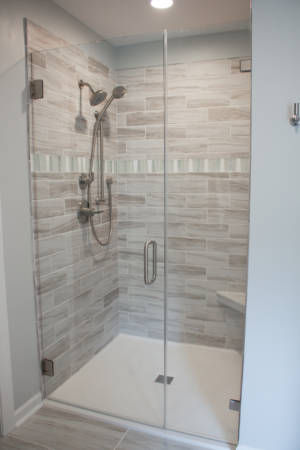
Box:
[165,30,251,444]
[26,21,166,427]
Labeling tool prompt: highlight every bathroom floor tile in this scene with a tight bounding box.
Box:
[0,435,51,449]
[116,430,207,450]
[10,405,127,450]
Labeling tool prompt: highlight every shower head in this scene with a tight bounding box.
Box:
[90,89,107,106]
[97,85,127,121]
[78,80,107,106]
[112,86,127,99]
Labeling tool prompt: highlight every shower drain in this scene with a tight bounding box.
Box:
[155,374,174,385]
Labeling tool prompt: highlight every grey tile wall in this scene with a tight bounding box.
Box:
[116,58,250,350]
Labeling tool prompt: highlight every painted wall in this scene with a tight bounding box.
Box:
[238,1,300,449]
[116,30,251,69]
[0,0,103,410]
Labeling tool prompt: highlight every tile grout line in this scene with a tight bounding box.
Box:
[113,428,129,450]
[7,434,55,450]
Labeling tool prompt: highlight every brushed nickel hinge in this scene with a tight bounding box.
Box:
[229,399,240,411]
[155,374,174,385]
[41,358,54,377]
[30,79,44,99]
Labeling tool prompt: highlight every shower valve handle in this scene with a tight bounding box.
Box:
[77,200,103,224]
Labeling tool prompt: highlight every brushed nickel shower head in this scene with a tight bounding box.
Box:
[97,85,127,121]
[78,80,107,106]
[112,86,127,99]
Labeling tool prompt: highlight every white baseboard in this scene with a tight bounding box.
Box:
[45,399,235,450]
[15,393,43,427]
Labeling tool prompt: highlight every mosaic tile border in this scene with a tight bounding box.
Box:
[31,153,250,174]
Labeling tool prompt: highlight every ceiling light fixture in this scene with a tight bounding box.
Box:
[151,0,174,9]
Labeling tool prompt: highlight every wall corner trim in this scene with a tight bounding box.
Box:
[15,392,43,427]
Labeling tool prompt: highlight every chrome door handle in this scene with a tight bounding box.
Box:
[144,240,157,285]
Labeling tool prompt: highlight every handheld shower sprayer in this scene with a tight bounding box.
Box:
[77,85,127,246]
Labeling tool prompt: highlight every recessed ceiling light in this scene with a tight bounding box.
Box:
[151,0,174,9]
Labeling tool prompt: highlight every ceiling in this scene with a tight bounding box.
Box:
[53,0,250,45]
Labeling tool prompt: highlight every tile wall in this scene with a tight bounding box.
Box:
[116,59,250,350]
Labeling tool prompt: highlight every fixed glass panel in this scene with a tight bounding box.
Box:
[166,29,251,444]
[26,21,165,427]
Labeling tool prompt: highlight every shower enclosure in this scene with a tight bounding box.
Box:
[26,18,251,447]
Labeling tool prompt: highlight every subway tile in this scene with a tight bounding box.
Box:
[185,223,229,238]
[38,269,68,295]
[230,224,249,239]
[33,199,65,219]
[186,193,230,209]
[168,109,208,124]
[117,127,145,138]
[186,252,228,267]
[117,98,145,113]
[38,234,66,258]
[32,180,49,200]
[207,267,246,282]
[168,237,205,251]
[43,335,70,360]
[127,111,164,126]
[168,264,206,279]
[146,126,186,139]
[207,238,248,255]
[168,207,207,223]
[187,94,230,108]
[146,95,186,110]
[208,106,250,122]
[229,254,248,268]
[186,124,230,138]
[230,89,250,106]
[117,67,145,84]
[230,194,249,209]
[88,56,109,77]
[49,180,78,198]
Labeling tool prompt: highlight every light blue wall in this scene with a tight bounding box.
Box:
[239,1,300,449]
[82,29,251,72]
[115,30,251,69]
[0,0,103,411]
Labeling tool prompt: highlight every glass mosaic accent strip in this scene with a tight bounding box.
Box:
[31,153,250,174]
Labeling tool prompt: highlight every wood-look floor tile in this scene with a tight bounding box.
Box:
[116,430,205,450]
[10,406,127,450]
[0,435,51,449]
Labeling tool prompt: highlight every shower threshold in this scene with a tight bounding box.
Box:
[45,399,236,450]
[49,334,241,446]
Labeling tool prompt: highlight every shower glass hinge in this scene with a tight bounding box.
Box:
[229,399,240,412]
[30,79,44,99]
[41,358,54,377]
[155,374,174,385]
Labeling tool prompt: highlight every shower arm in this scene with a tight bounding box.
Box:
[78,80,94,94]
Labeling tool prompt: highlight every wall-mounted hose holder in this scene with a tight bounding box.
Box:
[290,103,300,126]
